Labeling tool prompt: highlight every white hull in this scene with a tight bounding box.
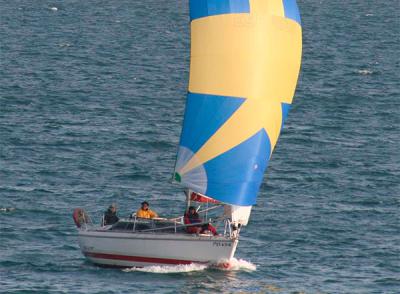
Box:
[78,230,238,267]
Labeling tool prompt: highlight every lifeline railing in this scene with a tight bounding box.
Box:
[96,216,237,237]
[80,212,94,231]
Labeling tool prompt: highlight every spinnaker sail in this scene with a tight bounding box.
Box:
[174,0,302,207]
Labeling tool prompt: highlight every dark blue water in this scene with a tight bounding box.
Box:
[1,1,399,293]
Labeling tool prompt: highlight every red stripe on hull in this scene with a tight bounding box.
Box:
[84,252,203,265]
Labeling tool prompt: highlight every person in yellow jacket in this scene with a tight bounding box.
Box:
[135,201,158,219]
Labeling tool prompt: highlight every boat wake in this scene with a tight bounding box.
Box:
[123,258,256,274]
[123,263,208,274]
[215,257,257,271]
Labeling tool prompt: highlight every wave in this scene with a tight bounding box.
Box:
[213,257,257,271]
[357,69,374,75]
[123,263,208,274]
[122,257,256,274]
[0,207,16,212]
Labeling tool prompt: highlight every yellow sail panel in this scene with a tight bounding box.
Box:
[189,9,302,103]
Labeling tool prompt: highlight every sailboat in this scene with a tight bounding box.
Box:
[73,0,302,268]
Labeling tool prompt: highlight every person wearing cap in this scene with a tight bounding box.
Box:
[135,201,158,219]
[103,203,119,226]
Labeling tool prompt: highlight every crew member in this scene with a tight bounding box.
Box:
[104,203,119,225]
[135,201,158,219]
[184,206,217,236]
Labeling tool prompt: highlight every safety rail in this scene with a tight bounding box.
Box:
[97,217,236,237]
[80,211,94,231]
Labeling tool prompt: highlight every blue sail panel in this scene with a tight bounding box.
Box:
[176,129,271,206]
[283,0,301,25]
[203,129,271,206]
[190,0,250,21]
[281,102,291,130]
[179,92,245,154]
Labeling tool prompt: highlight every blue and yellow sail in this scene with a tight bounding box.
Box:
[174,0,302,206]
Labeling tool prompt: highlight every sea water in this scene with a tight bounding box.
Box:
[0,1,399,293]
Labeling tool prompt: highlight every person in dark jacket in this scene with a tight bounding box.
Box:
[184,206,217,236]
[104,203,119,226]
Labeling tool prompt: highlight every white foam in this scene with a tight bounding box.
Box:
[50,7,58,11]
[214,257,257,271]
[357,69,373,75]
[58,42,71,48]
[0,207,16,212]
[123,263,208,274]
[123,258,256,274]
